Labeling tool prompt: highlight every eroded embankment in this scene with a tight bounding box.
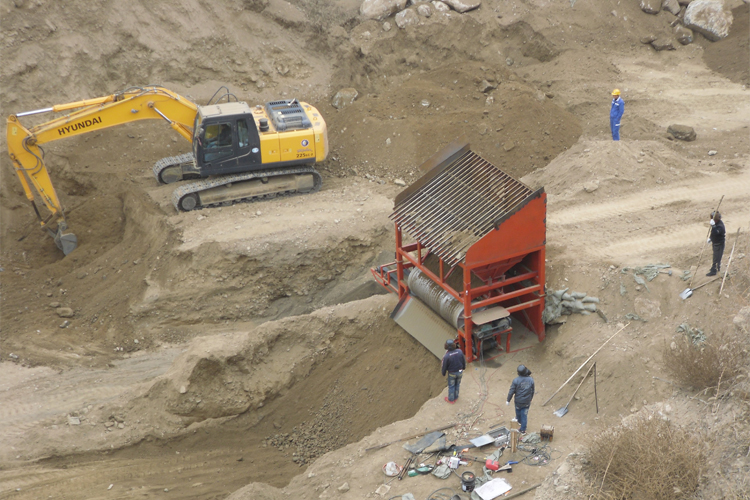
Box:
[0,295,446,497]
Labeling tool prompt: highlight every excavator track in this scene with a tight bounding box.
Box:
[153,153,195,184]
[171,166,322,212]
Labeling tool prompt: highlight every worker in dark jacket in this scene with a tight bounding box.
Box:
[506,365,535,434]
[610,89,625,141]
[441,340,466,404]
[707,211,726,276]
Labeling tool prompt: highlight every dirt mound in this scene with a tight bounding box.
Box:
[323,15,582,182]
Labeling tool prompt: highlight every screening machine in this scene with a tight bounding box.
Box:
[371,139,546,362]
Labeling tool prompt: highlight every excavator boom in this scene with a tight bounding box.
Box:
[7,85,328,256]
[6,86,198,255]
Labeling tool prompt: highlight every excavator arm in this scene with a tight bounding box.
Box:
[6,86,198,255]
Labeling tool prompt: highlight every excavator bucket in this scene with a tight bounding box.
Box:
[53,226,78,255]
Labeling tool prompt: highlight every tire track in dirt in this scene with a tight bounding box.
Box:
[549,170,750,226]
[0,350,181,444]
[548,170,749,262]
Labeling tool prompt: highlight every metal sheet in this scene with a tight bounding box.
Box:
[473,307,510,325]
[391,295,456,359]
[469,434,495,447]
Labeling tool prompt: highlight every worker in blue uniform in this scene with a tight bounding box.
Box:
[610,89,625,141]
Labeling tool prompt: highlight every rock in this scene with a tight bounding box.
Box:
[651,38,676,50]
[684,0,732,41]
[385,138,391,145]
[505,57,514,66]
[49,301,61,308]
[118,423,125,429]
[59,320,70,329]
[583,181,599,193]
[479,79,497,93]
[383,21,392,31]
[338,482,350,492]
[708,150,717,156]
[674,25,694,44]
[634,297,662,319]
[375,483,391,496]
[9,353,19,360]
[503,142,515,152]
[56,307,74,318]
[394,179,407,186]
[395,8,420,28]
[442,0,481,12]
[733,306,750,333]
[663,0,681,15]
[640,0,661,14]
[417,3,432,16]
[360,0,408,20]
[331,88,358,109]
[67,415,81,425]
[179,385,187,394]
[667,124,696,141]
[432,1,450,12]
[640,34,658,44]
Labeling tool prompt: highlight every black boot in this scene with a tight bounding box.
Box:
[706,267,717,277]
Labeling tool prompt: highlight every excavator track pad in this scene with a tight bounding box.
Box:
[171,166,322,212]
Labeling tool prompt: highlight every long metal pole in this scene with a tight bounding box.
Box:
[542,323,629,406]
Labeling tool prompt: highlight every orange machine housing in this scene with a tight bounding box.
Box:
[372,139,546,363]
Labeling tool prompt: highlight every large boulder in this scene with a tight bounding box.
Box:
[395,8,420,28]
[360,0,408,20]
[667,124,697,141]
[432,0,450,12]
[640,0,662,14]
[663,0,681,15]
[675,24,694,44]
[417,3,432,16]
[684,0,733,41]
[442,0,481,13]
[331,88,358,109]
[651,37,676,50]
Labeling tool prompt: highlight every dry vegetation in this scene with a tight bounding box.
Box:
[584,414,706,500]
[663,332,749,391]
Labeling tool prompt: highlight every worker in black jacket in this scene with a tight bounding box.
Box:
[441,340,466,404]
[506,365,535,435]
[707,211,726,276]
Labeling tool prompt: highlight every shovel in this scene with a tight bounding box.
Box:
[679,276,719,300]
[554,363,595,418]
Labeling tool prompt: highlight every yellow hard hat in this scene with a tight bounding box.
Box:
[611,89,621,96]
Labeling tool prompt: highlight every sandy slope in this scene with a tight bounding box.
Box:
[0,0,748,499]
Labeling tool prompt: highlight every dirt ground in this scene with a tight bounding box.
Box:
[0,0,748,499]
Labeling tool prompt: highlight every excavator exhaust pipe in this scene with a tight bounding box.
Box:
[53,223,78,255]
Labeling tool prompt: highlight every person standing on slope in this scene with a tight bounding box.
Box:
[610,89,625,141]
[506,365,535,435]
[441,340,466,404]
[707,211,726,276]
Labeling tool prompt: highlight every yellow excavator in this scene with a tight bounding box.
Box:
[6,85,329,255]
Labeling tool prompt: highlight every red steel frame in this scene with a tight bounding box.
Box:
[373,192,547,363]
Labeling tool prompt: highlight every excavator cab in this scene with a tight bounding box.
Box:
[194,102,262,173]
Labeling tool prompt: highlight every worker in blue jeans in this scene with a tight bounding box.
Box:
[610,89,625,141]
[507,365,535,435]
[441,340,466,404]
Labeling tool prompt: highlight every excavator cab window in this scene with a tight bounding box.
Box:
[203,122,233,163]
[237,119,249,149]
